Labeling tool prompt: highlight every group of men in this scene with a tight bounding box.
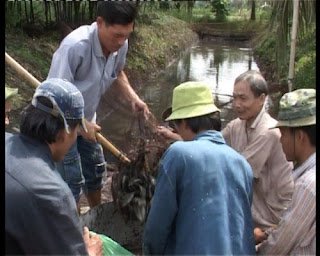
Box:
[149,73,316,255]
[5,1,315,255]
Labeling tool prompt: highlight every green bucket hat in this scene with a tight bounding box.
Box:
[5,86,18,101]
[274,88,316,128]
[165,81,220,121]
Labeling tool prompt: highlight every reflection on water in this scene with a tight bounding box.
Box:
[98,39,262,158]
[139,39,259,129]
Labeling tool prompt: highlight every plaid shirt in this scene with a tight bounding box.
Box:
[257,153,316,255]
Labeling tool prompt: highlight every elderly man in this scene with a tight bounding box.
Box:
[222,70,294,234]
[256,89,316,255]
[143,81,255,255]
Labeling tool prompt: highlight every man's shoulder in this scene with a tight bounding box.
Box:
[59,23,95,49]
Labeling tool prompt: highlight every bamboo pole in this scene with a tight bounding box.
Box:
[288,0,299,92]
[5,52,131,164]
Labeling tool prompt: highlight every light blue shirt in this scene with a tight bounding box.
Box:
[143,131,255,255]
[47,22,127,122]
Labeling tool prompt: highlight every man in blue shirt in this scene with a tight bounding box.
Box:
[5,78,102,255]
[143,81,255,255]
[47,2,149,208]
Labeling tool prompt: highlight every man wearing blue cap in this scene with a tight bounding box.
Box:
[5,78,103,255]
[256,89,316,255]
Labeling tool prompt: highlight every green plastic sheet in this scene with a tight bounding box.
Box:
[90,231,133,256]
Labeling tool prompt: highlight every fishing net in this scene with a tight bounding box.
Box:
[111,112,170,223]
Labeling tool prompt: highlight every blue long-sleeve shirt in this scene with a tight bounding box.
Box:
[5,133,87,255]
[143,131,255,255]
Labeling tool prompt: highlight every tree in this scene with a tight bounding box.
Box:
[269,0,315,85]
[211,0,229,22]
[250,0,256,21]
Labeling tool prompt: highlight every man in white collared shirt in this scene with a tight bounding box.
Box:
[48,2,149,209]
[222,70,294,236]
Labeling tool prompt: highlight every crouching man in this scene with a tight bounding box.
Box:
[5,78,103,255]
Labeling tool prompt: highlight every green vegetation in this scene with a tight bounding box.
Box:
[5,1,315,130]
[5,11,198,130]
[127,14,198,77]
[254,21,315,90]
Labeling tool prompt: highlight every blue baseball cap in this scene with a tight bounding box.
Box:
[31,78,87,134]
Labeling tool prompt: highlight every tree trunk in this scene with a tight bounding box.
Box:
[288,0,299,92]
[44,1,49,26]
[250,0,256,21]
[74,1,80,26]
[24,0,29,24]
[30,0,34,23]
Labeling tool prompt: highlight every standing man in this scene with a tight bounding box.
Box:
[5,78,103,255]
[5,85,18,126]
[143,82,255,255]
[256,89,316,255]
[157,71,294,236]
[222,70,294,235]
[47,2,149,208]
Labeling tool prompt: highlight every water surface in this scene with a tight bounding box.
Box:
[98,38,260,158]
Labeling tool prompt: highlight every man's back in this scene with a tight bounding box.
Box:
[143,131,255,255]
[5,133,87,255]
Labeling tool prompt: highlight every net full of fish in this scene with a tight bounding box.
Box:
[111,113,170,223]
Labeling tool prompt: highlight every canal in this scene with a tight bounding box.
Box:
[98,37,262,159]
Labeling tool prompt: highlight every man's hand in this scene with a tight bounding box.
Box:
[115,70,150,119]
[254,227,268,244]
[80,119,101,143]
[157,126,182,141]
[131,97,150,120]
[83,227,103,256]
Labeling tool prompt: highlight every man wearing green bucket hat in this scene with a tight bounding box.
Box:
[256,89,316,255]
[5,85,18,126]
[143,81,255,255]
[158,71,294,237]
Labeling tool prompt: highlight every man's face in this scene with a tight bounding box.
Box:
[233,81,265,123]
[97,17,134,55]
[279,127,295,162]
[5,100,11,126]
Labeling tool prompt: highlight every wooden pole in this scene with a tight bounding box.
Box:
[288,0,299,92]
[5,52,131,164]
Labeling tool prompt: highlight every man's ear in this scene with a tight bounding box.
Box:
[181,120,190,130]
[259,93,266,106]
[96,16,103,28]
[296,129,305,143]
[55,129,66,143]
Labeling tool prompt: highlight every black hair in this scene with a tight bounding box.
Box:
[290,125,316,147]
[96,1,137,25]
[235,70,269,97]
[174,112,221,133]
[20,97,82,144]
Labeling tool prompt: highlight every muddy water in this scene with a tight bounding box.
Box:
[79,38,263,210]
